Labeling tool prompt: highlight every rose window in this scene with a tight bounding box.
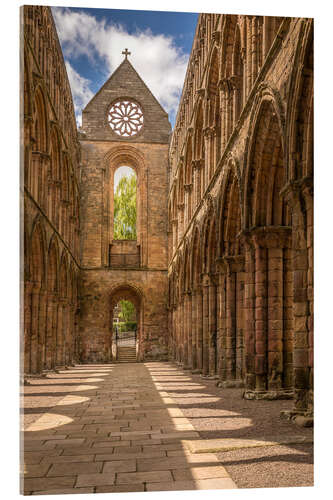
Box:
[108,100,144,137]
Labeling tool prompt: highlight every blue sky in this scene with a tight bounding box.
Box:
[52,7,198,128]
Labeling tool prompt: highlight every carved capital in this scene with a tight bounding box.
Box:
[222,254,245,274]
[247,226,292,249]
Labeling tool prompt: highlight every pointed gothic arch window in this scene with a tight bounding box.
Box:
[113,166,137,240]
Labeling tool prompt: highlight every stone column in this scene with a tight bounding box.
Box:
[215,261,226,380]
[246,16,252,99]
[37,289,47,372]
[187,291,193,369]
[51,295,59,369]
[56,299,65,366]
[191,289,197,370]
[220,255,245,384]
[221,85,228,152]
[283,179,313,414]
[251,17,259,87]
[184,184,193,227]
[30,285,41,374]
[202,274,210,376]
[68,302,76,366]
[193,160,203,207]
[208,275,217,376]
[304,183,314,413]
[245,227,292,396]
[178,204,185,241]
[183,293,189,367]
[267,246,284,390]
[44,292,55,370]
[242,234,256,390]
[196,287,203,372]
[203,127,214,187]
[172,219,178,254]
[23,281,33,374]
[253,240,268,391]
[225,261,236,380]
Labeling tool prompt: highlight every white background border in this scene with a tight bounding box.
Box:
[1,1,331,499]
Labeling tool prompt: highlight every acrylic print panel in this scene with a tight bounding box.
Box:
[21,1,313,498]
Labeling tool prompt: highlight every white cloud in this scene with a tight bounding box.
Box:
[65,61,94,126]
[52,7,189,125]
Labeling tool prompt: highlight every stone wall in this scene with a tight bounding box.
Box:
[168,14,313,416]
[79,57,171,362]
[22,6,81,374]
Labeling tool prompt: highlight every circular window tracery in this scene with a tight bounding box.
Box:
[108,100,144,137]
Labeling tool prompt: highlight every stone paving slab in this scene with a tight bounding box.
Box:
[146,478,238,491]
[22,362,237,494]
[31,487,94,495]
[183,435,314,454]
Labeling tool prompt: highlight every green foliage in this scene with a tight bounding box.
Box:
[113,321,137,333]
[114,173,137,239]
[118,300,136,323]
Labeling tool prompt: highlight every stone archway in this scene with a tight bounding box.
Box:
[109,284,144,362]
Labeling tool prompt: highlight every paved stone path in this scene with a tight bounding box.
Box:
[22,363,237,495]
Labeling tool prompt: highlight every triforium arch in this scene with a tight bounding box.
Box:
[109,283,144,361]
[242,88,293,395]
[205,46,221,179]
[102,146,145,267]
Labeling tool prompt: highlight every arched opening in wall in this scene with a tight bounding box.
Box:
[191,227,203,371]
[218,167,245,383]
[194,101,205,198]
[113,166,137,240]
[202,211,217,376]
[58,253,69,367]
[113,299,137,346]
[45,236,59,370]
[25,220,46,374]
[109,285,143,362]
[110,164,139,268]
[184,136,193,223]
[286,23,313,412]
[30,87,48,205]
[245,98,292,394]
[207,48,220,177]
[232,25,244,125]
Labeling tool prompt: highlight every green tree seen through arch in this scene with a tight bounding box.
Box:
[114,173,137,239]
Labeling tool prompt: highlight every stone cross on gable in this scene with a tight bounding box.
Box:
[122,48,131,59]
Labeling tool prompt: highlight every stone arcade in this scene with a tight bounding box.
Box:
[22,7,313,420]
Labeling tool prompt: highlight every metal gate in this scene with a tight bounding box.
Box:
[113,329,137,347]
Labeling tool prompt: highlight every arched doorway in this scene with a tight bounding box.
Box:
[109,284,143,362]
